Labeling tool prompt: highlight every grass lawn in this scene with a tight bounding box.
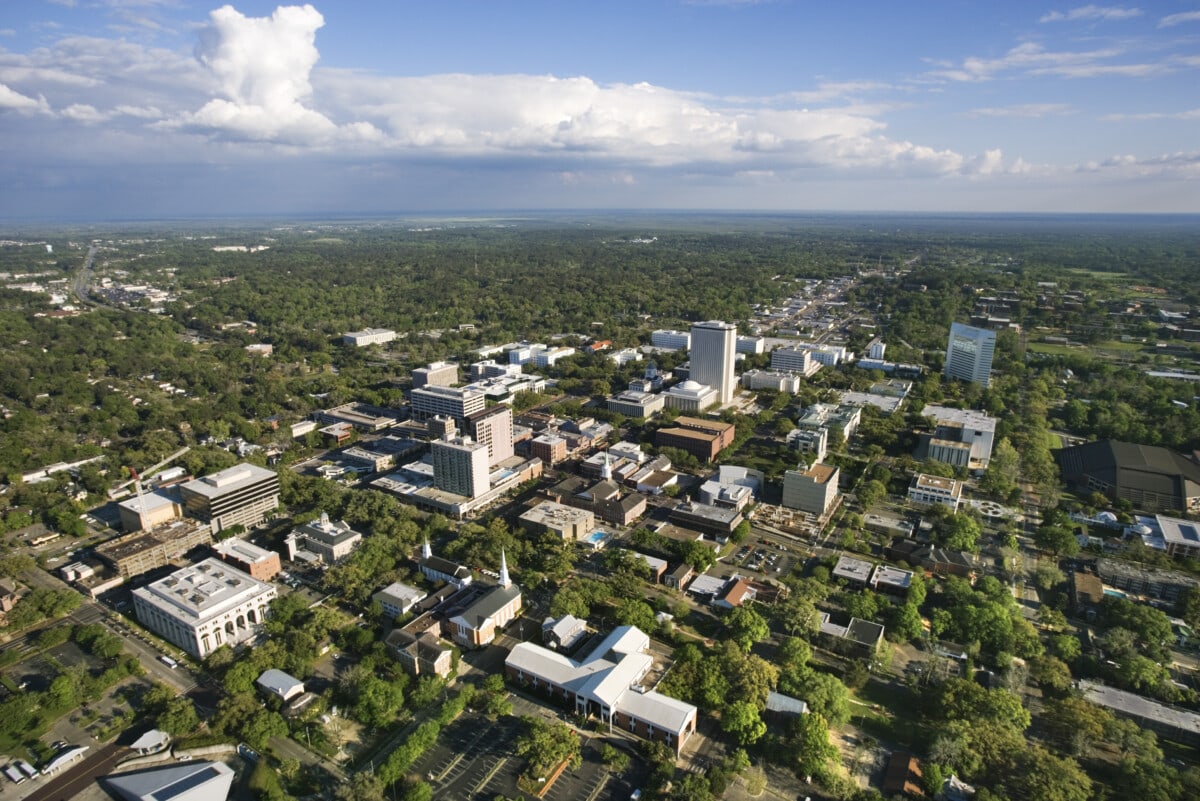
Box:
[849,677,923,748]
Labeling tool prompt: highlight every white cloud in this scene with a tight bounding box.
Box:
[172,3,377,145]
[1102,108,1200,120]
[927,41,1167,81]
[1040,6,1142,23]
[1159,11,1200,27]
[966,103,1074,117]
[114,104,163,119]
[0,82,50,113]
[61,103,107,123]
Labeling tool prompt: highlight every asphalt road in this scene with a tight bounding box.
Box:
[23,743,124,801]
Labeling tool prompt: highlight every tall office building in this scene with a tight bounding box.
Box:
[178,463,280,534]
[431,436,491,498]
[689,320,737,404]
[410,384,486,425]
[465,405,515,467]
[943,323,996,388]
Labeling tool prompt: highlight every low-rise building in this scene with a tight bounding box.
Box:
[908,473,964,511]
[314,402,402,432]
[669,501,744,537]
[655,416,736,461]
[212,537,281,582]
[818,613,886,660]
[665,563,695,591]
[418,540,474,588]
[608,389,666,419]
[343,327,396,347]
[740,369,803,392]
[506,626,698,755]
[118,490,182,533]
[286,513,363,565]
[543,614,588,651]
[786,427,828,463]
[374,582,427,619]
[386,627,455,678]
[871,565,914,596]
[1080,680,1200,747]
[832,555,874,585]
[96,519,213,580]
[651,329,691,350]
[256,669,305,704]
[519,501,596,542]
[445,555,522,648]
[1156,514,1200,560]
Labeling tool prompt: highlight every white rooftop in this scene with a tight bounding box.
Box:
[180,463,276,499]
[132,558,273,622]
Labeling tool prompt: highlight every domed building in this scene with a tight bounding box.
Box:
[663,379,718,413]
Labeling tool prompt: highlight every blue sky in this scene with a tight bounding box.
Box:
[1,1,1198,220]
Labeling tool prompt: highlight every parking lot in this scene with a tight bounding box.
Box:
[729,538,797,578]
[409,699,647,801]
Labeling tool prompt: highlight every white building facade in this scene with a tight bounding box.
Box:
[133,558,276,658]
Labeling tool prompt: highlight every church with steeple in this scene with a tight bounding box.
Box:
[445,548,523,648]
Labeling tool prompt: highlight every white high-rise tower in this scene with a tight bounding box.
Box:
[944,322,996,388]
[689,320,737,404]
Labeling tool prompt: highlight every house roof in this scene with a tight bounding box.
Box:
[256,669,304,700]
[766,691,808,716]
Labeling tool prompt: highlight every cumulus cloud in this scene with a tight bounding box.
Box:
[172,3,377,144]
[1159,11,1200,27]
[0,82,50,113]
[1040,6,1142,23]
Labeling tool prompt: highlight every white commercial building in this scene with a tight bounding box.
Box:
[741,369,803,393]
[608,389,666,418]
[770,347,822,376]
[432,435,491,498]
[412,361,459,388]
[921,404,997,469]
[505,626,698,755]
[944,322,996,388]
[286,513,363,565]
[411,384,486,424]
[690,320,737,405]
[132,558,276,658]
[343,328,396,347]
[736,335,765,355]
[908,473,964,511]
[650,329,691,350]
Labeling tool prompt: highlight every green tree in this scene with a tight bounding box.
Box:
[515,716,581,779]
[721,699,767,745]
[724,605,770,652]
[788,712,838,779]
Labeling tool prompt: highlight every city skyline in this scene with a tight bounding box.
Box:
[1,1,1198,220]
